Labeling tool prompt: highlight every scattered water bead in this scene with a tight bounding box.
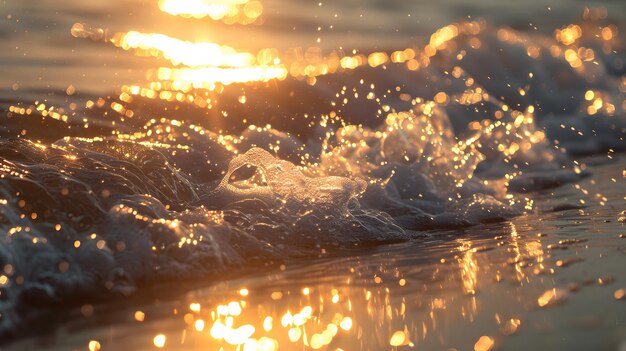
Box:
[288,327,302,342]
[88,340,101,351]
[339,317,353,331]
[195,319,205,331]
[389,330,407,346]
[190,303,201,312]
[556,257,584,267]
[474,336,495,351]
[500,318,522,336]
[153,334,166,348]
[538,288,568,308]
[310,333,324,349]
[598,276,615,286]
[134,311,145,322]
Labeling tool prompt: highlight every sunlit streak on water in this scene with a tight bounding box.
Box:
[111,31,256,68]
[158,0,263,24]
[62,205,626,351]
[155,66,288,87]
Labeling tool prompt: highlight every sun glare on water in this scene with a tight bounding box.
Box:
[70,7,488,113]
[158,0,263,24]
[111,31,256,68]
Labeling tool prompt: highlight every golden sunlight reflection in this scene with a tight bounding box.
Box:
[158,0,263,24]
[163,289,357,350]
[457,240,479,295]
[111,31,256,68]
[155,66,288,87]
[109,217,613,350]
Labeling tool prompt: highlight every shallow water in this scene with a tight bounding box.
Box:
[5,158,626,350]
[0,0,625,349]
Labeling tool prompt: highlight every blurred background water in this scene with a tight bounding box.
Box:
[1,0,624,100]
[0,0,625,350]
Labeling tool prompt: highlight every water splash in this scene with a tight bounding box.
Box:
[1,0,625,342]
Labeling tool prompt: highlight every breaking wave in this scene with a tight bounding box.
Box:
[0,14,624,338]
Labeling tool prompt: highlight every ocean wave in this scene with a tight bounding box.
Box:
[0,16,624,339]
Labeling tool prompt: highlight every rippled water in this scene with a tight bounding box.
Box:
[6,160,626,350]
[0,0,625,349]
